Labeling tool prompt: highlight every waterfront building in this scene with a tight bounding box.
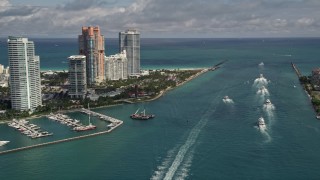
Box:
[8,36,42,112]
[119,29,140,76]
[105,51,128,80]
[0,64,4,74]
[68,55,87,98]
[79,26,105,85]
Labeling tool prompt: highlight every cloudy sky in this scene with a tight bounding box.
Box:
[1,0,320,38]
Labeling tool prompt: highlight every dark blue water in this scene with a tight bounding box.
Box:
[1,38,320,179]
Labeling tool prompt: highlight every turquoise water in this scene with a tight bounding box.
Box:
[1,38,320,179]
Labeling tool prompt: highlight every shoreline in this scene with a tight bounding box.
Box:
[1,68,211,123]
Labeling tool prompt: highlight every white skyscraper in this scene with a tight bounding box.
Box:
[119,29,140,76]
[105,50,128,80]
[8,36,42,112]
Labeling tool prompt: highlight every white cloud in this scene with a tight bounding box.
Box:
[1,0,320,37]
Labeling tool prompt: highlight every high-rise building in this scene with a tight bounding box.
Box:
[8,36,41,112]
[119,29,140,76]
[0,64,4,74]
[68,55,87,98]
[79,26,105,85]
[105,50,128,81]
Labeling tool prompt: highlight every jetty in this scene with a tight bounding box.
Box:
[291,62,302,78]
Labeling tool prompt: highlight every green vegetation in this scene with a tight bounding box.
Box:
[299,75,320,115]
[0,69,203,122]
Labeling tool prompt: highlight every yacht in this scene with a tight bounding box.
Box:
[258,117,266,130]
[0,141,10,146]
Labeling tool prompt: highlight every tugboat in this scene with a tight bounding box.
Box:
[130,109,155,120]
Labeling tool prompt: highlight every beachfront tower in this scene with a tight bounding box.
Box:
[119,29,140,76]
[105,50,128,80]
[8,36,42,112]
[68,55,87,99]
[79,26,105,85]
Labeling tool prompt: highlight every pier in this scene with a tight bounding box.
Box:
[47,113,84,128]
[80,108,122,125]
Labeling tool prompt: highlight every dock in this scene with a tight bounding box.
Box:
[8,119,53,139]
[47,113,84,128]
[80,108,122,125]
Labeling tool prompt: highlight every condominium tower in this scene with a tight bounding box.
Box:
[79,26,105,85]
[8,36,42,112]
[119,29,140,76]
[68,55,87,98]
[105,50,128,81]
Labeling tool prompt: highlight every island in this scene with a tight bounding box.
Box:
[0,66,219,122]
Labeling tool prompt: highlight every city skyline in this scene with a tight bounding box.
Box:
[1,0,320,38]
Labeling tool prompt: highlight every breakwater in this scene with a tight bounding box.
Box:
[291,62,302,78]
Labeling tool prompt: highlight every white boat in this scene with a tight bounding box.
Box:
[0,141,10,146]
[265,99,272,105]
[223,96,229,100]
[259,62,264,66]
[258,117,266,130]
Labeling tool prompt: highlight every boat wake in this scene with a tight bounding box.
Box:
[151,96,221,180]
[260,128,272,143]
[253,74,268,88]
[263,104,275,117]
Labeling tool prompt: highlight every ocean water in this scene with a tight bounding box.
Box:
[1,38,320,179]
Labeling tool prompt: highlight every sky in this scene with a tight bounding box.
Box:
[1,0,320,38]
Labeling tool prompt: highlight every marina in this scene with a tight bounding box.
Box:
[0,110,123,155]
[0,120,123,155]
[46,113,96,131]
[7,119,52,139]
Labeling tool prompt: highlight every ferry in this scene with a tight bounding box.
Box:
[130,109,155,120]
[0,141,9,146]
[258,117,266,130]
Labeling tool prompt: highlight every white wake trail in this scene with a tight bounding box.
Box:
[151,90,224,180]
[163,116,208,180]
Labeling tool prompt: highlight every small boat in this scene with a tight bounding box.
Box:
[265,99,272,105]
[258,117,266,130]
[0,141,10,146]
[259,62,264,66]
[130,109,155,120]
